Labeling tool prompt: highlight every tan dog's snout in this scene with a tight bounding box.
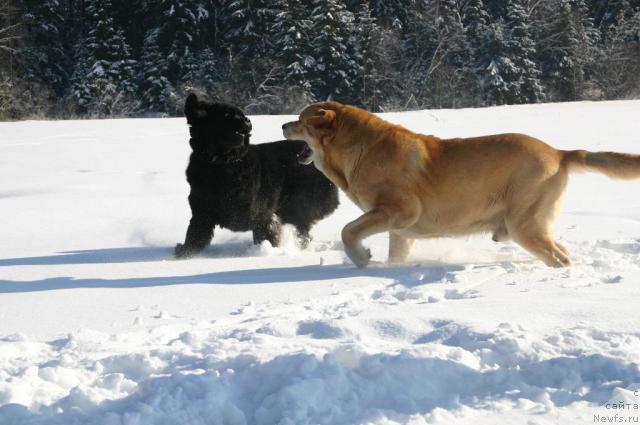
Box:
[282,121,299,139]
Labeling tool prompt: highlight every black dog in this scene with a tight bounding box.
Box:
[175,94,339,258]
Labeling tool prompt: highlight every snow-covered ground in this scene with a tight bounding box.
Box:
[1,100,639,425]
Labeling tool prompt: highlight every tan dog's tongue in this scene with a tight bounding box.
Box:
[297,143,313,165]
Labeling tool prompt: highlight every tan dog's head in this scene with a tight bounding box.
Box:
[282,102,341,166]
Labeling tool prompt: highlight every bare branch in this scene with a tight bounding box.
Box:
[0,22,19,35]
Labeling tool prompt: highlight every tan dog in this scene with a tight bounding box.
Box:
[283,102,640,268]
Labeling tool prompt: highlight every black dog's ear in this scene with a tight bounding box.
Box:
[185,93,198,108]
[184,93,205,123]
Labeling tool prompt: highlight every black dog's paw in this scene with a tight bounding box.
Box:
[297,234,312,250]
[175,243,197,259]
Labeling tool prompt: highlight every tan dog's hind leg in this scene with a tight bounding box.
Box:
[506,172,571,267]
[511,232,571,267]
[554,240,570,258]
[389,233,415,263]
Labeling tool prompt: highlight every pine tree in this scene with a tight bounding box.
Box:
[464,0,491,40]
[598,0,633,32]
[223,0,278,59]
[4,0,640,117]
[20,0,68,96]
[370,0,417,30]
[402,2,442,107]
[594,1,640,98]
[438,0,466,64]
[352,0,380,109]
[180,47,220,95]
[463,0,493,102]
[220,0,283,109]
[537,0,599,100]
[505,0,545,103]
[309,0,358,102]
[435,0,471,107]
[112,0,148,54]
[69,0,138,116]
[69,42,93,110]
[482,0,545,106]
[154,0,206,83]
[483,20,517,105]
[139,29,174,113]
[271,0,315,108]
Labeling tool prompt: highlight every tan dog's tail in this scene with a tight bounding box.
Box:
[562,150,640,179]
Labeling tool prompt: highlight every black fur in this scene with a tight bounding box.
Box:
[175,93,339,258]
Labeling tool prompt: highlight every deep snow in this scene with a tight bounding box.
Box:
[0,100,639,424]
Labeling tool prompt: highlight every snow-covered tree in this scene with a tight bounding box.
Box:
[111,0,148,54]
[180,47,220,94]
[598,0,635,32]
[438,0,466,64]
[154,0,207,83]
[480,0,545,106]
[271,0,315,108]
[3,0,640,117]
[593,3,640,98]
[432,0,474,107]
[69,0,138,116]
[220,0,285,110]
[0,0,19,56]
[351,0,381,109]
[0,0,20,119]
[505,0,544,104]
[483,20,516,105]
[139,29,174,113]
[370,0,417,30]
[223,0,277,58]
[463,0,493,102]
[401,2,444,108]
[20,0,67,95]
[536,0,599,100]
[308,0,359,102]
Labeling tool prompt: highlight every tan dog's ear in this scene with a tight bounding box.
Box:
[305,109,336,129]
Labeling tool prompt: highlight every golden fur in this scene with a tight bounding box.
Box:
[283,102,640,268]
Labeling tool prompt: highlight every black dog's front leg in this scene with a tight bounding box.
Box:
[295,225,312,249]
[253,216,282,247]
[175,196,216,258]
[175,215,215,258]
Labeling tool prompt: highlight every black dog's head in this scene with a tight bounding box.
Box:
[184,93,253,163]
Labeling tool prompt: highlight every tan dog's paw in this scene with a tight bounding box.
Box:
[345,245,372,268]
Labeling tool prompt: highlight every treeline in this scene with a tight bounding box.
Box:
[1,0,639,119]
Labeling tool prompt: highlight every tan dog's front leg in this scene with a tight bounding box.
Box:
[388,232,414,263]
[342,203,420,268]
[342,209,392,268]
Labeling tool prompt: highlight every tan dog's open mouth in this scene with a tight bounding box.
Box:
[297,143,313,165]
